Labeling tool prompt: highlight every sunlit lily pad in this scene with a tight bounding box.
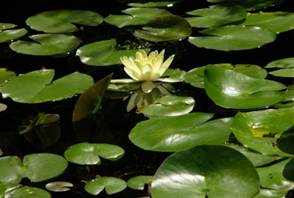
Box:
[10,34,80,56]
[186,6,246,28]
[0,156,22,185]
[0,103,7,112]
[0,68,16,84]
[254,188,288,198]
[129,112,233,152]
[129,1,178,7]
[266,57,294,69]
[244,12,294,34]
[152,145,259,198]
[0,69,94,103]
[76,39,141,66]
[269,68,294,77]
[45,181,73,192]
[204,65,285,109]
[189,25,276,51]
[104,8,171,28]
[134,15,192,42]
[0,28,27,43]
[26,10,103,33]
[207,0,280,10]
[127,176,153,190]
[231,108,294,156]
[85,176,127,195]
[64,142,125,165]
[142,95,195,117]
[0,23,16,30]
[5,186,50,198]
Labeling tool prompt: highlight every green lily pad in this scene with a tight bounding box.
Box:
[277,126,294,154]
[64,142,125,165]
[72,74,112,122]
[204,65,285,109]
[45,181,73,192]
[269,69,294,78]
[151,145,260,198]
[129,112,233,152]
[186,6,246,28]
[0,68,16,84]
[0,23,16,30]
[162,68,186,82]
[105,8,171,28]
[0,28,27,43]
[134,15,192,42]
[231,108,294,156]
[266,57,294,69]
[84,176,127,195]
[22,153,68,182]
[0,103,7,112]
[128,1,179,7]
[5,186,50,198]
[207,0,280,10]
[76,39,140,66]
[0,69,94,103]
[127,176,153,190]
[0,156,22,185]
[183,66,206,88]
[189,25,276,51]
[244,12,294,34]
[142,95,195,117]
[26,10,103,33]
[254,188,288,198]
[9,34,80,56]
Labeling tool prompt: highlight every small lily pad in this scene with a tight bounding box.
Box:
[26,10,103,33]
[10,34,80,56]
[0,23,16,30]
[269,68,294,78]
[0,28,27,43]
[189,25,276,51]
[0,156,22,185]
[0,69,94,103]
[5,186,51,198]
[0,103,7,112]
[134,15,192,42]
[45,181,73,192]
[64,142,125,165]
[128,1,178,8]
[127,176,153,190]
[76,39,141,66]
[266,57,294,69]
[84,176,127,195]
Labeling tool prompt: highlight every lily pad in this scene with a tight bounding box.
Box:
[76,39,140,66]
[0,68,16,84]
[231,108,294,156]
[134,15,192,42]
[284,158,294,182]
[0,156,22,185]
[204,65,285,109]
[186,6,246,28]
[129,112,233,152]
[9,34,80,56]
[0,69,94,103]
[45,181,73,192]
[72,74,112,122]
[84,176,127,195]
[189,25,276,51]
[104,8,171,28]
[127,176,153,190]
[0,28,27,43]
[151,145,260,198]
[244,12,294,34]
[64,142,125,165]
[5,186,50,198]
[128,1,179,8]
[254,188,288,198]
[207,0,281,10]
[26,10,103,33]
[0,103,7,112]
[269,68,294,78]
[0,23,16,30]
[277,126,294,154]
[142,95,195,117]
[266,57,294,69]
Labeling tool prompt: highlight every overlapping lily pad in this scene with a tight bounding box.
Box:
[231,108,294,156]
[84,176,127,195]
[0,25,27,43]
[104,8,171,28]
[0,23,16,30]
[186,6,246,28]
[207,0,281,10]
[76,39,140,66]
[151,145,260,198]
[127,176,153,190]
[26,10,103,33]
[204,65,285,109]
[134,15,192,42]
[189,25,276,51]
[64,142,125,165]
[0,68,16,84]
[5,186,51,198]
[266,57,294,69]
[9,34,80,56]
[0,69,93,103]
[129,112,233,152]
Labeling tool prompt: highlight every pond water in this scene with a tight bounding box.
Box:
[1,0,294,197]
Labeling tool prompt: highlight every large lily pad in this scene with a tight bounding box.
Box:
[244,12,294,34]
[64,142,125,165]
[0,69,94,103]
[151,145,260,198]
[104,8,171,28]
[84,176,127,195]
[76,39,139,66]
[231,108,294,156]
[9,34,80,56]
[189,25,276,51]
[186,6,246,28]
[26,10,103,33]
[134,15,192,42]
[0,28,27,43]
[5,186,51,198]
[129,112,233,152]
[204,65,285,109]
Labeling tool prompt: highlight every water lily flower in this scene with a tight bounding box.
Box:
[120,50,174,81]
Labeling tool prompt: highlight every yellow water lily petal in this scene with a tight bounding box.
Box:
[159,54,175,76]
